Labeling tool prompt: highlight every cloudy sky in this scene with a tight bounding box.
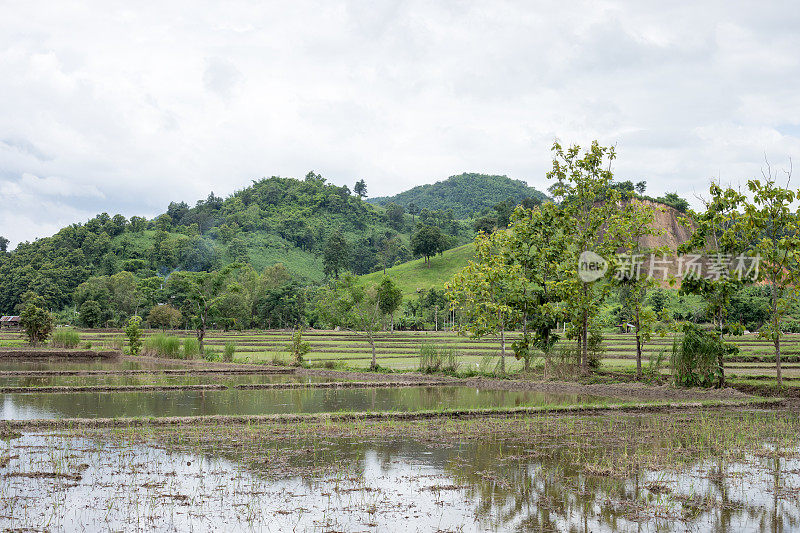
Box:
[2,1,800,248]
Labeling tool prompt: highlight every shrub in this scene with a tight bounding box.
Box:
[142,333,181,359]
[223,342,236,363]
[286,328,311,366]
[124,316,143,355]
[110,336,124,351]
[51,327,80,349]
[418,343,459,373]
[671,324,735,388]
[147,304,183,330]
[183,338,201,359]
[20,304,54,346]
[203,350,220,362]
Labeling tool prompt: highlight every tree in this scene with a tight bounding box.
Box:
[385,203,405,230]
[147,304,183,330]
[501,202,568,373]
[411,225,446,266]
[547,141,624,374]
[79,300,107,328]
[609,198,666,380]
[124,315,143,355]
[679,181,750,386]
[20,299,53,346]
[741,164,800,388]
[408,202,419,222]
[165,264,242,350]
[448,231,523,374]
[354,179,367,198]
[0,236,8,253]
[323,230,349,279]
[316,275,386,369]
[377,277,403,332]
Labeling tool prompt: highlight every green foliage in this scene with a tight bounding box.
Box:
[147,304,183,330]
[51,327,80,349]
[20,302,54,346]
[287,328,311,365]
[418,343,459,373]
[183,338,201,359]
[411,225,447,265]
[547,140,624,373]
[223,342,236,363]
[370,173,548,218]
[124,316,143,355]
[671,324,734,388]
[142,333,181,359]
[323,230,349,279]
[315,275,387,369]
[741,169,800,387]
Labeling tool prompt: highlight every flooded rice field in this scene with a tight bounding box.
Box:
[1,386,607,420]
[2,411,800,531]
[0,373,341,389]
[0,354,794,531]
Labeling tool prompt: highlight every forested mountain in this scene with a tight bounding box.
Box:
[368,173,549,218]
[0,172,473,314]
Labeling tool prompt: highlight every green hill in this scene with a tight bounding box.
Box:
[369,173,548,218]
[0,173,437,313]
[360,243,474,296]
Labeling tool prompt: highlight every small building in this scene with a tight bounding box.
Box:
[0,316,20,329]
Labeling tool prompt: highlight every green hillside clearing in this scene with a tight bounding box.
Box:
[360,243,474,296]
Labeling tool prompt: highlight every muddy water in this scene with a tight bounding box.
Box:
[0,386,607,420]
[0,358,187,371]
[3,426,800,532]
[0,373,339,388]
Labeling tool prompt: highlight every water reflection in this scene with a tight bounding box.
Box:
[0,386,606,419]
[4,420,800,531]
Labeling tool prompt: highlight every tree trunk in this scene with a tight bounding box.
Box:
[635,305,642,380]
[500,324,506,374]
[390,312,394,333]
[370,336,377,370]
[776,335,782,388]
[197,306,207,352]
[581,283,589,375]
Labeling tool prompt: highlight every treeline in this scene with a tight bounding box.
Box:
[370,173,549,218]
[449,141,800,385]
[0,172,472,314]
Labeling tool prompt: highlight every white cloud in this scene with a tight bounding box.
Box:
[1,0,800,248]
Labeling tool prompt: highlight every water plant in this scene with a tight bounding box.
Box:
[142,333,181,359]
[183,338,201,359]
[51,327,80,349]
[223,342,236,363]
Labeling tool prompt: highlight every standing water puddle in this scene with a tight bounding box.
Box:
[2,425,799,531]
[0,386,608,420]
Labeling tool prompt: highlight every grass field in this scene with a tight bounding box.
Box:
[4,327,799,381]
[360,243,474,296]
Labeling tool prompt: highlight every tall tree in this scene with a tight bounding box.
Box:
[0,236,8,253]
[411,225,445,266]
[609,198,666,380]
[354,179,367,198]
[322,230,349,279]
[448,231,523,374]
[377,277,403,332]
[679,181,750,386]
[547,141,623,374]
[502,202,568,374]
[317,275,386,369]
[742,165,800,388]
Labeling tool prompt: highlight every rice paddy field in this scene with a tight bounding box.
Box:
[2,327,800,531]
